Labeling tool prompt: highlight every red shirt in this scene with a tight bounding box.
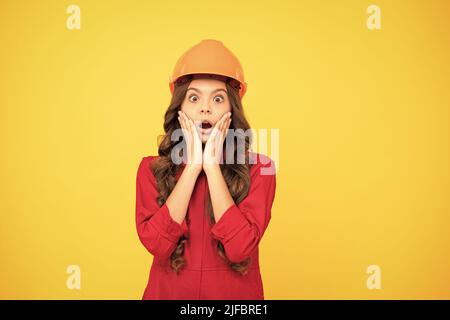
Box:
[135,152,276,300]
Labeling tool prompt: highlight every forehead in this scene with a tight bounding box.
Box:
[187,78,227,92]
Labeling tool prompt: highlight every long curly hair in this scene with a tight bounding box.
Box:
[149,74,254,276]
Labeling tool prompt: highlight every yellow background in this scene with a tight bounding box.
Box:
[1,0,449,299]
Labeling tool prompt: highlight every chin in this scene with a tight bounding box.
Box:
[200,135,209,143]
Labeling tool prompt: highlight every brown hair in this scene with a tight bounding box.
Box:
[150,74,254,275]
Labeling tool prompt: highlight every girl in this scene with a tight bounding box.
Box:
[135,39,277,300]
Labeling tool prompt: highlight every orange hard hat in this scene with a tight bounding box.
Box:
[169,39,247,98]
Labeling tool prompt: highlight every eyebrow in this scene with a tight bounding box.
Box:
[187,87,227,94]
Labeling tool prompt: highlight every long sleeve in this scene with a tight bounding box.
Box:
[135,156,188,260]
[209,156,277,264]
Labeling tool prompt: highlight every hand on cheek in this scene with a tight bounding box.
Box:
[177,110,203,173]
[203,112,232,173]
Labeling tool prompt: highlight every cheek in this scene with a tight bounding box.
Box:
[180,104,195,118]
[180,99,192,111]
[180,102,187,113]
[217,102,231,114]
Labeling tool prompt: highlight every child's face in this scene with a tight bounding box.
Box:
[180,77,232,144]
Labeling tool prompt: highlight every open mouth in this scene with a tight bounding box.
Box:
[201,121,213,129]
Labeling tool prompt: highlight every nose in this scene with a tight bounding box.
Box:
[200,102,211,114]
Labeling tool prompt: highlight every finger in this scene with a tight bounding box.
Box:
[186,115,194,135]
[179,111,189,132]
[220,112,230,125]
[208,124,219,143]
[180,111,190,131]
[220,117,230,139]
[208,118,221,141]
[220,113,231,135]
[207,112,228,146]
[179,113,192,148]
[188,118,200,140]
[224,113,231,129]
[216,118,224,134]
[178,115,186,134]
[178,111,186,130]
[215,129,226,163]
[222,118,231,140]
[222,113,230,129]
[178,115,189,161]
[217,112,229,132]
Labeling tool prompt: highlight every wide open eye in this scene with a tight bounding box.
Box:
[213,95,224,103]
[189,95,199,103]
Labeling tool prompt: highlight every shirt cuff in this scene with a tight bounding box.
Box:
[209,203,248,243]
[149,203,188,243]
